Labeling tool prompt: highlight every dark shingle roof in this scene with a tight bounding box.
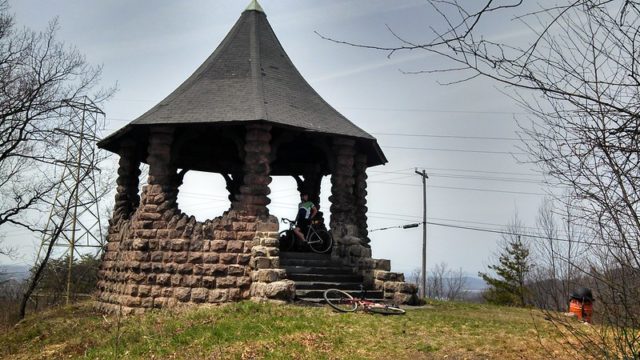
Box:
[99,4,386,166]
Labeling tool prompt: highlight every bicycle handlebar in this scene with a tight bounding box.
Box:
[281,218,294,224]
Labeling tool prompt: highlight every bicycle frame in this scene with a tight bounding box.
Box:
[323,288,406,315]
[304,225,323,245]
[282,217,319,243]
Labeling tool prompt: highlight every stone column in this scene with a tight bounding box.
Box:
[113,139,141,221]
[305,172,323,209]
[293,172,322,208]
[329,138,357,245]
[143,126,178,211]
[222,173,243,203]
[354,153,370,245]
[147,127,175,186]
[235,124,272,216]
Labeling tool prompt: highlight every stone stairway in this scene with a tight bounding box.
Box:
[280,251,383,302]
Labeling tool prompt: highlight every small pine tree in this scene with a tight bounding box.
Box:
[479,236,531,306]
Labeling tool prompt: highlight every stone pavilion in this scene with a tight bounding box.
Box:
[95,0,417,314]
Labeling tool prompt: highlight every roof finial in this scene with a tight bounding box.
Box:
[245,0,264,13]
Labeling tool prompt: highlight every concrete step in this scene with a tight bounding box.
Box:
[295,289,384,300]
[293,281,363,290]
[279,251,377,303]
[282,265,356,275]
[279,251,332,260]
[287,273,363,283]
[279,258,339,267]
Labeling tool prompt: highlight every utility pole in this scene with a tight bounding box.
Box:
[415,169,428,298]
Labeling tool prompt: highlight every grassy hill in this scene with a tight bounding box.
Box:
[0,300,584,359]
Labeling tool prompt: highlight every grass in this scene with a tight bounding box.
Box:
[0,300,589,359]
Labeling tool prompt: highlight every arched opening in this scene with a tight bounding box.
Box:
[176,170,230,222]
[267,174,333,229]
[268,175,299,231]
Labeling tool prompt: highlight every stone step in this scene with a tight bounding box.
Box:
[282,265,356,275]
[295,289,384,300]
[279,251,332,260]
[293,281,363,290]
[279,258,340,267]
[286,273,363,283]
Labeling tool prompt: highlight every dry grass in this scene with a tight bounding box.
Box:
[0,300,592,359]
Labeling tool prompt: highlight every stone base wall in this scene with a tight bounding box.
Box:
[249,226,295,302]
[332,227,418,306]
[373,270,418,305]
[331,223,372,266]
[95,184,290,314]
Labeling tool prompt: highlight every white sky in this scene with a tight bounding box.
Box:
[1,0,553,277]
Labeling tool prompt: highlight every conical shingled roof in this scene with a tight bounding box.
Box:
[99,2,386,167]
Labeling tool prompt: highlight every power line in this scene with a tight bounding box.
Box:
[105,104,528,117]
[430,173,543,184]
[382,145,526,155]
[424,167,539,177]
[373,132,529,141]
[369,167,541,177]
[370,171,544,184]
[425,221,614,248]
[341,106,527,115]
[368,181,546,195]
[370,220,612,248]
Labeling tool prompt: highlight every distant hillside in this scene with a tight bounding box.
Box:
[463,276,488,291]
[401,272,488,292]
[0,264,30,282]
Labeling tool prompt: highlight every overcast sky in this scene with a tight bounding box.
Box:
[1,0,554,277]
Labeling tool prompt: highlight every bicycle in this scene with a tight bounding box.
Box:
[323,287,406,315]
[279,217,333,254]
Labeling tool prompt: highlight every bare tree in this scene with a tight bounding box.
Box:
[321,1,640,357]
[0,238,14,258]
[0,1,113,320]
[0,0,111,235]
[427,262,468,301]
[527,198,590,312]
[427,262,446,299]
[407,267,423,296]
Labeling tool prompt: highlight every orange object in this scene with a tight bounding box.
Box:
[569,298,593,323]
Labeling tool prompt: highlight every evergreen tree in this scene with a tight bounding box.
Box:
[479,236,531,306]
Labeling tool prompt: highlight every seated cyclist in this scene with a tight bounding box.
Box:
[293,192,317,243]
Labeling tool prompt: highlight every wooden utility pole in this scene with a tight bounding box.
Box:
[415,169,428,298]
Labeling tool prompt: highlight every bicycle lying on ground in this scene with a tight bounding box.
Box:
[279,217,333,254]
[323,288,406,315]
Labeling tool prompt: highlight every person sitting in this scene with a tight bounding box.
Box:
[293,192,317,244]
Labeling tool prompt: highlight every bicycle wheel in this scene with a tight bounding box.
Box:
[278,230,295,251]
[308,228,333,254]
[323,289,358,312]
[367,305,406,315]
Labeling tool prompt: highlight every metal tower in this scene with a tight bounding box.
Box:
[34,96,106,304]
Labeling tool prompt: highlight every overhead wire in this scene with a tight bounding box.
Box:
[369,220,611,248]
[367,181,546,195]
[382,145,526,155]
[370,167,541,177]
[373,132,529,141]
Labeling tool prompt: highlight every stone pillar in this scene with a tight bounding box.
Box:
[354,154,370,245]
[113,139,140,221]
[249,216,294,302]
[293,172,322,208]
[305,172,323,209]
[142,126,178,216]
[235,124,272,216]
[222,173,243,203]
[329,138,356,232]
[146,126,175,187]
